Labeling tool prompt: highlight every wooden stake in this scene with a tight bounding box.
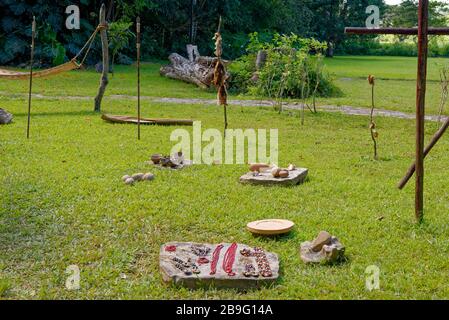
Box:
[415,0,429,222]
[398,113,449,190]
[136,17,141,140]
[27,16,36,139]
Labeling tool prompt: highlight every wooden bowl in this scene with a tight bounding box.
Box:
[247,219,295,236]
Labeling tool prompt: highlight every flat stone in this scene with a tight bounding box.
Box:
[0,108,13,124]
[239,168,308,186]
[160,242,279,289]
[300,233,345,264]
[311,231,332,252]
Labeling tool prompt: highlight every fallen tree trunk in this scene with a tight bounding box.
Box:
[160,53,229,89]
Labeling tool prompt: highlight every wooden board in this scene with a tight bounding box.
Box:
[247,219,294,235]
[101,114,193,126]
[239,168,308,186]
[160,242,279,289]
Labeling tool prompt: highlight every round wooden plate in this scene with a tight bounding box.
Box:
[246,219,295,235]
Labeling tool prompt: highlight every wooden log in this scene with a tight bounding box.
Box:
[94,4,109,112]
[101,114,194,126]
[160,53,229,89]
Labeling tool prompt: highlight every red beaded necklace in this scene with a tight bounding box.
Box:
[209,244,224,275]
[222,242,237,276]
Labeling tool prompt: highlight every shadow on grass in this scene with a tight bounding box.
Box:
[11,110,99,118]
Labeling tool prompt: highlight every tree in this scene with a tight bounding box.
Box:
[309,0,386,57]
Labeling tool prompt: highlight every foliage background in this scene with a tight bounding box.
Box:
[0,0,448,67]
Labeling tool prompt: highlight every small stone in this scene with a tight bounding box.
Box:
[311,231,332,252]
[279,170,289,178]
[0,108,13,125]
[143,173,155,181]
[132,173,145,181]
[271,167,281,178]
[125,178,135,185]
[122,175,131,182]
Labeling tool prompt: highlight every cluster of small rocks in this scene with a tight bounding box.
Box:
[122,172,154,185]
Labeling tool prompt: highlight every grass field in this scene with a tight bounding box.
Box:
[2,55,449,115]
[2,56,449,299]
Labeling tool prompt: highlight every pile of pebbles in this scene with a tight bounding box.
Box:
[122,172,154,185]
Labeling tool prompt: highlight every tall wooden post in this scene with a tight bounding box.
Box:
[415,0,429,222]
[94,4,109,112]
[136,17,141,140]
[27,16,36,139]
[345,0,436,222]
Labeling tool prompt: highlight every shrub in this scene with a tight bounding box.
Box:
[229,32,341,99]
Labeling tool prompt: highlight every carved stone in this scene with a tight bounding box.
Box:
[239,168,308,186]
[300,232,345,264]
[160,242,279,289]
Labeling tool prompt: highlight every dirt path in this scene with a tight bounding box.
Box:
[1,91,446,122]
[155,97,447,122]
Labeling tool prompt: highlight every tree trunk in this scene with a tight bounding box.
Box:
[160,52,229,89]
[94,4,109,112]
[255,50,268,70]
[326,41,334,57]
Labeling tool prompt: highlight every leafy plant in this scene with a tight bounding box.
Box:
[229,32,341,109]
[108,21,134,73]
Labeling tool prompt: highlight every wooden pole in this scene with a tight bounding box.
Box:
[136,17,141,140]
[94,4,109,112]
[398,115,449,189]
[415,0,429,222]
[27,16,36,139]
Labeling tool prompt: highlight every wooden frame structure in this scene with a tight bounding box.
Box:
[346,0,449,222]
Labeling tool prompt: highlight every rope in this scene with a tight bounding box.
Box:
[0,23,108,80]
[73,23,108,66]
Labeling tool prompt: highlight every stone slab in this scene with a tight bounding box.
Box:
[160,242,279,289]
[239,168,308,186]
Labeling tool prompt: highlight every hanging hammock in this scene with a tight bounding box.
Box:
[0,59,80,80]
[0,24,106,81]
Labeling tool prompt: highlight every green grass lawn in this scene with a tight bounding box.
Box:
[2,56,449,299]
[319,56,449,115]
[0,62,216,99]
[2,56,449,115]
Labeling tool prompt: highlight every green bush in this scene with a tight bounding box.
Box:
[229,32,341,99]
